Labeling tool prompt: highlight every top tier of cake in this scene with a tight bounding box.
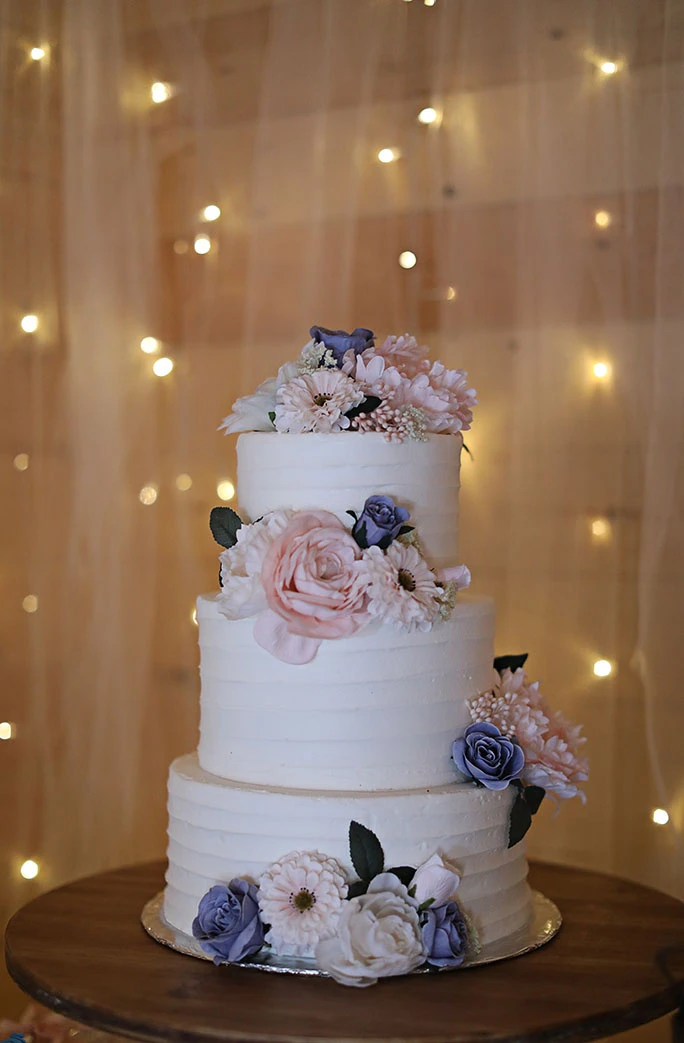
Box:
[237,431,461,570]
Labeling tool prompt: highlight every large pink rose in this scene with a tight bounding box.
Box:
[254,510,370,664]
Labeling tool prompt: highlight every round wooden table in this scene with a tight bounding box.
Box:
[5,861,684,1043]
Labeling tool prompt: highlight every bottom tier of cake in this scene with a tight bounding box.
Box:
[164,754,532,948]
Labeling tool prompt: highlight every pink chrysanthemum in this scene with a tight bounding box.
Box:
[258,850,348,957]
[363,542,441,632]
[361,334,430,378]
[426,362,478,433]
[468,668,589,802]
[274,369,364,433]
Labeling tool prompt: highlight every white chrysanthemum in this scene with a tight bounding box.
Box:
[274,369,365,434]
[258,850,348,957]
[217,510,294,619]
[363,542,441,632]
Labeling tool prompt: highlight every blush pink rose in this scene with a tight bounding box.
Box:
[254,510,370,664]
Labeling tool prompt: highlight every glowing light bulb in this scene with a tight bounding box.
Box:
[20,860,39,880]
[217,479,235,501]
[193,234,212,255]
[600,61,618,75]
[201,205,221,222]
[151,81,173,104]
[191,606,198,625]
[594,210,612,229]
[446,286,457,301]
[152,357,174,377]
[424,0,436,6]
[140,337,160,354]
[652,808,669,826]
[399,251,417,269]
[21,314,39,333]
[30,47,46,61]
[139,485,158,505]
[13,453,30,471]
[417,106,438,125]
[591,517,611,540]
[377,148,399,164]
[0,722,14,740]
[175,473,193,491]
[593,659,612,678]
[173,239,189,255]
[22,595,38,614]
[593,361,610,379]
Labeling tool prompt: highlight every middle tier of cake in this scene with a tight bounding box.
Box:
[197,591,495,790]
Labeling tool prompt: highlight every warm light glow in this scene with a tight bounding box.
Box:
[600,61,618,75]
[593,659,613,678]
[399,251,417,269]
[424,0,436,6]
[30,47,46,61]
[152,356,174,377]
[140,337,160,354]
[193,234,213,255]
[594,210,613,229]
[0,722,14,740]
[593,361,610,379]
[446,286,457,301]
[652,808,669,826]
[191,606,198,625]
[217,479,236,501]
[20,314,39,333]
[13,453,30,471]
[139,485,158,506]
[22,595,38,614]
[151,81,173,103]
[377,148,399,164]
[173,239,189,255]
[175,473,193,492]
[201,205,221,222]
[591,517,611,540]
[417,106,438,125]
[20,860,39,880]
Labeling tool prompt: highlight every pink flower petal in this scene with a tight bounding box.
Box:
[254,610,321,665]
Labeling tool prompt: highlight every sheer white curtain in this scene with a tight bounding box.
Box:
[1,0,683,1020]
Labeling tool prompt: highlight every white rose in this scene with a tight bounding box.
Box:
[217,510,294,619]
[315,873,425,988]
[411,853,461,909]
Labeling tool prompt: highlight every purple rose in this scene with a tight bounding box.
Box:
[452,721,524,790]
[310,325,374,366]
[192,880,264,964]
[352,495,410,550]
[422,900,469,968]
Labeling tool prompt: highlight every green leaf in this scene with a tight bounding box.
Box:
[209,506,243,549]
[524,785,546,815]
[388,865,416,887]
[349,820,384,881]
[346,510,358,522]
[508,787,533,848]
[462,441,473,459]
[268,411,276,424]
[346,879,369,899]
[218,566,223,589]
[345,396,382,421]
[398,525,414,536]
[493,653,529,676]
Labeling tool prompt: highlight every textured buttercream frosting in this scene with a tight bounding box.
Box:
[237,432,461,570]
[164,754,531,947]
[197,591,495,791]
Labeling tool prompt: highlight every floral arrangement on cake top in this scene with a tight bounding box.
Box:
[451,653,589,845]
[219,326,477,443]
[191,821,473,988]
[209,495,470,664]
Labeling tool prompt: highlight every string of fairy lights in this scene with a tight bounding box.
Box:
[5,23,671,887]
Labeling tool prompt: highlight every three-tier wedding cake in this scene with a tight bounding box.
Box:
[161,327,588,987]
